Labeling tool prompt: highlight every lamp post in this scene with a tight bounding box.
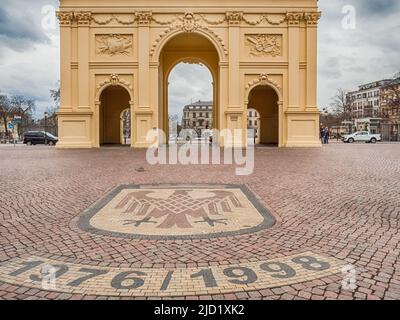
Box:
[44,112,48,145]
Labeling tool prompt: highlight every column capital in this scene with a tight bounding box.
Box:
[226,11,243,25]
[304,12,322,26]
[74,12,92,26]
[135,11,153,26]
[286,12,303,27]
[56,11,73,26]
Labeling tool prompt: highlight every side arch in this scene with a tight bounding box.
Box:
[94,83,134,147]
[245,74,283,104]
[246,83,281,146]
[96,78,134,102]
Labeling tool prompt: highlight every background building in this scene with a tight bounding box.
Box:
[345,72,400,140]
[181,100,213,133]
[247,108,260,144]
[347,80,389,119]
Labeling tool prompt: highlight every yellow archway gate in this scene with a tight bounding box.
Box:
[56,0,322,149]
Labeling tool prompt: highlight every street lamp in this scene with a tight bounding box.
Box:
[44,112,48,145]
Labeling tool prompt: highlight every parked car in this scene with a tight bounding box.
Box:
[23,131,58,146]
[341,131,382,144]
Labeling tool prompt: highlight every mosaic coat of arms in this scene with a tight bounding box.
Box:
[78,185,276,239]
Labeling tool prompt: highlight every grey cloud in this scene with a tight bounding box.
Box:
[317,0,400,108]
[0,1,54,52]
[358,0,400,15]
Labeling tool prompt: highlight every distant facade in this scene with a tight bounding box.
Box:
[182,101,213,131]
[381,77,400,123]
[347,80,390,119]
[247,109,260,130]
[346,73,400,140]
[247,108,260,144]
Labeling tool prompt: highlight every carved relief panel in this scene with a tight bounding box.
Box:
[95,34,133,56]
[245,34,283,57]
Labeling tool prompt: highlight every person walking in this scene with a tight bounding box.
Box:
[324,127,330,144]
[320,126,325,144]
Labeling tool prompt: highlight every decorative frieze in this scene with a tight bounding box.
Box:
[58,10,320,28]
[95,34,133,56]
[245,34,282,57]
[92,14,135,25]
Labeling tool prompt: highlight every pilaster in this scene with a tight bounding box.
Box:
[136,11,152,109]
[226,11,243,110]
[56,11,74,111]
[287,12,303,112]
[305,12,321,112]
[75,12,91,111]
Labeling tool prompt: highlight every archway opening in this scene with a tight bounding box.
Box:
[168,62,213,144]
[99,85,131,146]
[247,85,279,145]
[158,32,220,144]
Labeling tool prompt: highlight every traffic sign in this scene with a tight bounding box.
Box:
[13,116,22,124]
[7,123,14,130]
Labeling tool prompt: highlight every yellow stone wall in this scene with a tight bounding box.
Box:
[56,0,322,148]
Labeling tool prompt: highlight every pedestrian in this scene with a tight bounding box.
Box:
[324,127,330,144]
[320,126,325,144]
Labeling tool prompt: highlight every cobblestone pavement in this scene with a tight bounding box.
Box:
[0,144,399,300]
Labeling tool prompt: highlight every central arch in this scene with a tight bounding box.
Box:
[158,32,220,143]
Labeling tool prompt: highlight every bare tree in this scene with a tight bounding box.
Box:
[330,88,352,122]
[380,81,400,119]
[10,95,36,137]
[0,93,13,139]
[50,81,60,111]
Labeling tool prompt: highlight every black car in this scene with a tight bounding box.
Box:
[23,131,58,146]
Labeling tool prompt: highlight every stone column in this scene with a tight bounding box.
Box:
[286,12,303,111]
[136,11,152,109]
[305,12,321,112]
[56,11,74,111]
[226,11,243,110]
[278,100,284,147]
[225,12,245,147]
[75,12,91,111]
[94,101,101,147]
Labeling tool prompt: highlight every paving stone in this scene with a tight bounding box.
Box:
[0,145,398,300]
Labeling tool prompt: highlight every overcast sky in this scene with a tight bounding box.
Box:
[0,0,399,118]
